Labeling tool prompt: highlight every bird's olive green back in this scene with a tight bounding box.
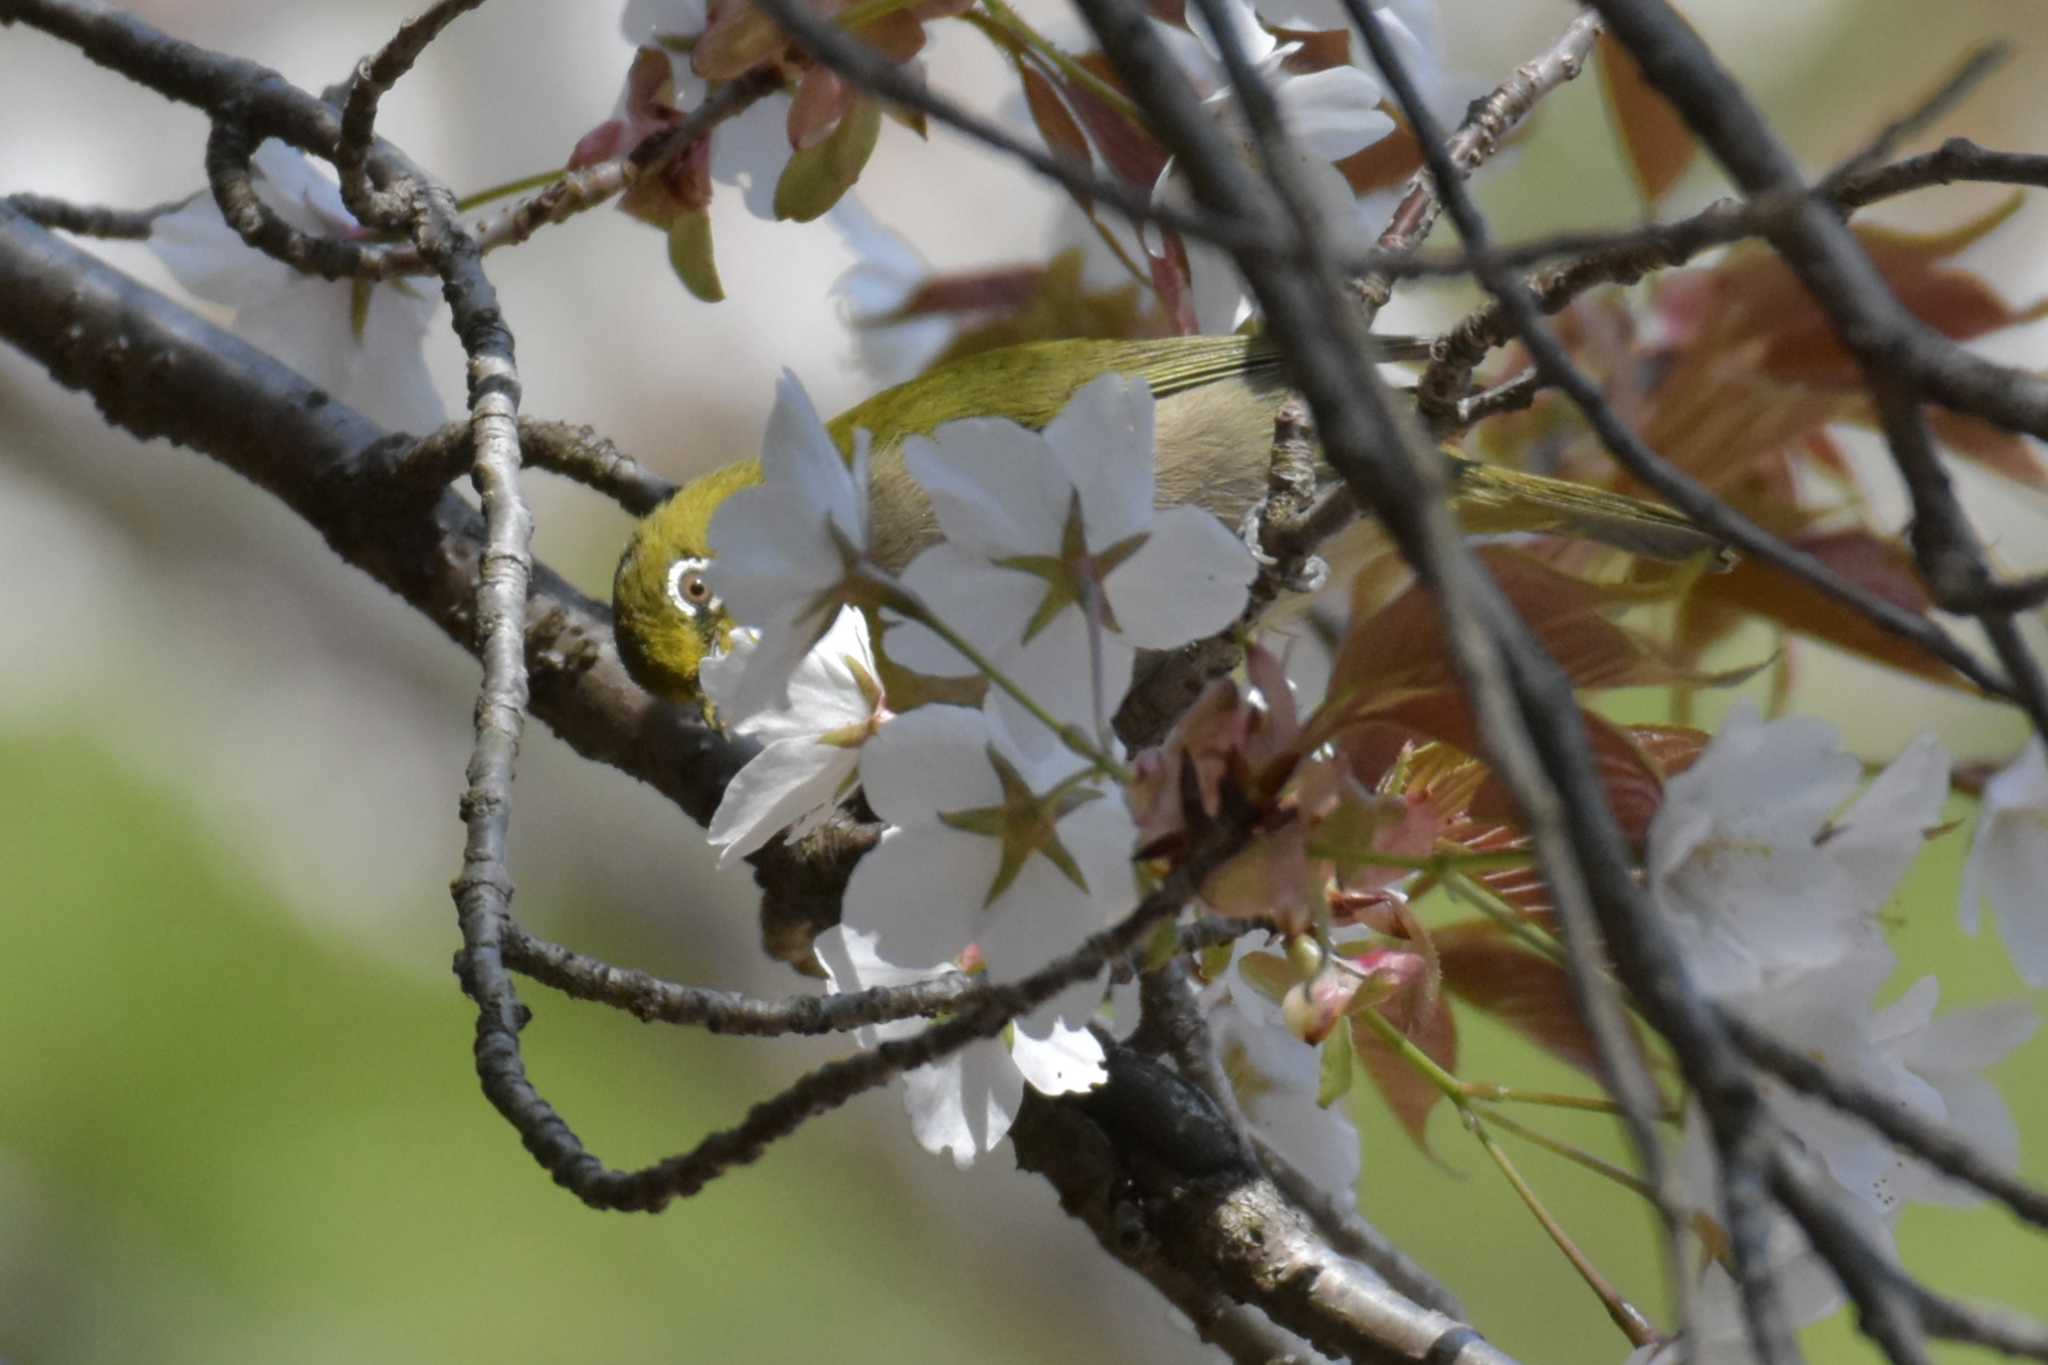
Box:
[824,335,1283,445]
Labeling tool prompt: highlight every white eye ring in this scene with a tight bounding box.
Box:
[665,557,720,619]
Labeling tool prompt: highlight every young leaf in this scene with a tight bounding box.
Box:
[1319,1017,1356,1108]
[1596,29,1697,203]
[1353,995,1457,1154]
[1019,64,1093,182]
[1688,530,1967,688]
[1436,921,1648,1084]
[774,97,883,222]
[666,208,724,302]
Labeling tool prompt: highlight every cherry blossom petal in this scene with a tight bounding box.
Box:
[887,544,1060,678]
[901,1036,1026,1168]
[1102,504,1256,648]
[843,824,987,972]
[708,733,850,865]
[1041,373,1157,548]
[1825,734,1949,906]
[856,702,1004,827]
[1275,66,1393,162]
[981,611,1135,757]
[1010,1019,1108,1095]
[903,418,1072,554]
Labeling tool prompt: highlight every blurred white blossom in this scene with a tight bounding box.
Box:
[1660,940,2033,1361]
[829,198,959,386]
[1647,704,1949,996]
[1207,942,1362,1194]
[148,141,445,433]
[1961,737,2048,986]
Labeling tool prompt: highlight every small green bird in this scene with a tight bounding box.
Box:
[613,335,1721,709]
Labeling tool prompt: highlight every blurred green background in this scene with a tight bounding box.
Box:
[5,0,2048,1361]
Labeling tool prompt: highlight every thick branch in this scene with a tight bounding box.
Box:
[0,203,747,825]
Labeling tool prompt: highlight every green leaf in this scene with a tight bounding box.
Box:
[666,209,725,303]
[1317,1017,1355,1108]
[773,97,883,223]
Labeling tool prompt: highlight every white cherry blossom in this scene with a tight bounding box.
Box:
[704,371,877,717]
[1152,0,1395,333]
[815,923,1106,1168]
[828,198,959,387]
[885,373,1255,748]
[1960,737,2048,986]
[843,703,1138,1028]
[703,608,887,865]
[1207,942,1363,1194]
[1647,704,1949,996]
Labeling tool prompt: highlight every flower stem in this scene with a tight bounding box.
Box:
[1443,870,1573,968]
[976,0,1146,125]
[887,588,1131,783]
[457,167,569,212]
[1478,1107,1661,1203]
[1461,1109,1662,1347]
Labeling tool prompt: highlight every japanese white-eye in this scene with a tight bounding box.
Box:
[613,335,1720,709]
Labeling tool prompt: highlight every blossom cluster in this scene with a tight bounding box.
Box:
[1638,704,2038,1354]
[701,368,1254,1164]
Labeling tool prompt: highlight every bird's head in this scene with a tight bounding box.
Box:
[611,459,763,710]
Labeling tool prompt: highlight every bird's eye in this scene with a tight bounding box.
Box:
[665,557,720,619]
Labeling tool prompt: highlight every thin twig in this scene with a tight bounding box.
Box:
[1451,367,1543,428]
[1352,8,1605,323]
[1343,4,1806,1358]
[1589,0,2048,746]
[1768,1145,1934,1365]
[204,114,377,279]
[337,0,487,225]
[1823,40,2012,190]
[406,417,677,514]
[2,190,195,238]
[504,925,977,1032]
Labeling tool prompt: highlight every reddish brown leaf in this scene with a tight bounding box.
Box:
[1019,64,1093,175]
[1148,227,1197,336]
[1067,54,1170,191]
[1332,549,1710,712]
[787,67,853,151]
[1924,407,2048,489]
[1466,709,1668,844]
[927,251,1160,365]
[1437,920,1639,1083]
[1337,112,1424,196]
[894,265,1045,321]
[1627,724,1711,781]
[1270,24,1352,72]
[1693,531,1971,688]
[1661,197,2048,391]
[1597,30,1697,203]
[1354,992,1458,1153]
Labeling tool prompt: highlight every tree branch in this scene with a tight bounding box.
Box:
[1588,0,2048,740]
